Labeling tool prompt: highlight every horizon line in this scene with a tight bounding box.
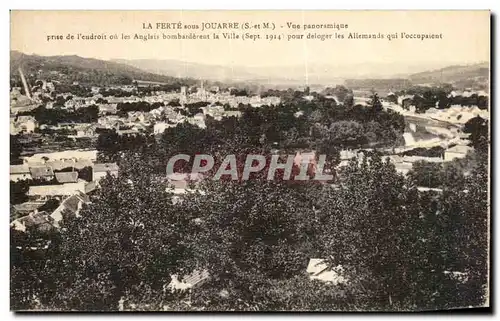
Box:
[10,50,488,71]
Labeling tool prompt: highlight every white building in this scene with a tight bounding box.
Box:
[444,145,473,161]
[153,122,176,134]
[10,115,38,134]
[93,163,119,182]
[23,150,98,165]
[27,181,88,198]
[10,165,32,181]
[306,259,346,284]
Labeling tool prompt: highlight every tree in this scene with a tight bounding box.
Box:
[407,161,444,188]
[10,135,23,164]
[16,156,195,310]
[327,121,367,148]
[316,154,426,308]
[10,180,30,205]
[464,116,488,149]
[367,93,383,113]
[179,179,316,309]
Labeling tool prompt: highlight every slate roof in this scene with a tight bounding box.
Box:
[169,269,210,291]
[50,192,90,224]
[306,258,346,284]
[11,211,56,234]
[48,159,93,171]
[93,163,119,173]
[30,166,54,179]
[446,145,473,154]
[55,172,79,183]
[10,165,31,174]
[13,201,45,214]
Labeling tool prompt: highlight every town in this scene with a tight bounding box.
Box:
[9,53,489,311]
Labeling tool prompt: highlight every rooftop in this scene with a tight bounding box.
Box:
[10,164,30,174]
[55,172,79,184]
[94,163,119,173]
[30,166,54,179]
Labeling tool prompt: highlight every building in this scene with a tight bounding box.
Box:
[48,159,93,171]
[50,192,90,227]
[397,94,415,106]
[30,166,55,180]
[93,163,119,182]
[76,124,97,138]
[168,269,210,291]
[10,211,56,234]
[166,173,205,196]
[10,165,32,181]
[55,172,79,184]
[444,145,473,161]
[27,181,88,198]
[10,115,38,134]
[154,122,176,134]
[13,201,46,216]
[185,113,207,129]
[306,258,346,284]
[98,103,118,115]
[22,150,98,165]
[223,111,242,118]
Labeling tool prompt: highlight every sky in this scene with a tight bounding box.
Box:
[10,10,490,72]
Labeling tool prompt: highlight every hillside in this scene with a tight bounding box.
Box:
[409,62,489,88]
[113,58,259,83]
[10,51,196,87]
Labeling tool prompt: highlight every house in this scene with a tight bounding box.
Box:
[166,173,204,195]
[98,103,118,115]
[10,165,32,181]
[185,113,207,129]
[50,192,90,227]
[128,111,146,123]
[117,128,140,136]
[444,145,473,161]
[417,187,443,193]
[76,124,97,138]
[223,111,242,118]
[13,201,46,216]
[397,94,414,106]
[30,166,55,180]
[294,151,316,166]
[339,149,365,161]
[383,155,414,175]
[23,150,98,165]
[10,115,38,134]
[306,258,346,284]
[27,181,87,198]
[154,122,177,134]
[55,172,79,184]
[93,163,119,182]
[10,211,56,234]
[168,269,210,291]
[48,159,93,171]
[293,151,318,178]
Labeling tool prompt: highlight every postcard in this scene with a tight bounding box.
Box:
[10,10,490,312]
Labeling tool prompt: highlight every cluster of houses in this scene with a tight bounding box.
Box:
[10,81,281,137]
[339,143,473,177]
[10,149,118,233]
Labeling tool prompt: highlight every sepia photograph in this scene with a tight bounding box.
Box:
[8,10,490,312]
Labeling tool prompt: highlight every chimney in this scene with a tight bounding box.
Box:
[18,67,32,100]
